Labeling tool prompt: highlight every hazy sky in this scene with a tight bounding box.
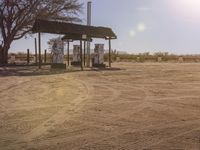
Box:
[10,0,200,54]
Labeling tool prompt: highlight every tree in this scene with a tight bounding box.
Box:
[0,0,82,64]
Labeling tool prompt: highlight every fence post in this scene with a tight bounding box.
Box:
[178,56,184,63]
[35,38,37,64]
[158,57,162,62]
[38,32,41,69]
[27,49,30,64]
[44,49,47,63]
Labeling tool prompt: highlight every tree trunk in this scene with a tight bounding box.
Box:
[4,47,8,64]
[0,48,4,65]
[0,44,9,65]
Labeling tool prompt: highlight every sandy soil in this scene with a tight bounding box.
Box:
[0,62,200,150]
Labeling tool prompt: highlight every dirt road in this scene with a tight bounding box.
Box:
[0,63,200,150]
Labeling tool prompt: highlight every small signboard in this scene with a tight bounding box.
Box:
[82,34,87,40]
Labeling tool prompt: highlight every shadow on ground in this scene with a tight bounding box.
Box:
[0,65,123,77]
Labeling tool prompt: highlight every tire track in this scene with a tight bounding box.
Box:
[145,126,200,149]
[75,74,200,149]
[79,118,200,150]
[23,78,91,140]
[8,76,122,149]
[0,79,32,94]
[3,77,93,150]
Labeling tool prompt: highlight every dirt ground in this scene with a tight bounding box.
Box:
[0,62,200,150]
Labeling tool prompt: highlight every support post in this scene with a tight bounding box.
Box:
[27,49,30,64]
[67,41,70,66]
[34,38,37,64]
[44,49,47,63]
[84,41,86,66]
[80,40,83,71]
[87,41,90,67]
[109,38,111,68]
[38,32,41,69]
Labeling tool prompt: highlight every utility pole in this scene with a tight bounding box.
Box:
[86,1,92,67]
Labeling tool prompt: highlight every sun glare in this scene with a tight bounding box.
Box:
[179,0,200,11]
[173,0,200,21]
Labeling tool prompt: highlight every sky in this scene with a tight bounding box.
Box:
[10,0,200,54]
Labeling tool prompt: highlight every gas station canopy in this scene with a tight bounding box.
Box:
[32,19,117,40]
[32,19,117,69]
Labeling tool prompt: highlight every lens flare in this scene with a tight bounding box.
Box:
[129,30,136,37]
[137,23,146,32]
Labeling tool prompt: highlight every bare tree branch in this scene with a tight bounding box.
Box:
[0,0,82,64]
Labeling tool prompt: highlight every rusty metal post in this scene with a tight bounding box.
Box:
[80,40,83,71]
[109,38,111,67]
[38,32,41,69]
[84,41,86,66]
[34,38,38,64]
[67,41,70,66]
[44,49,47,63]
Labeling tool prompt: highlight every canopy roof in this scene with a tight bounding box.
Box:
[61,33,92,41]
[32,19,117,40]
